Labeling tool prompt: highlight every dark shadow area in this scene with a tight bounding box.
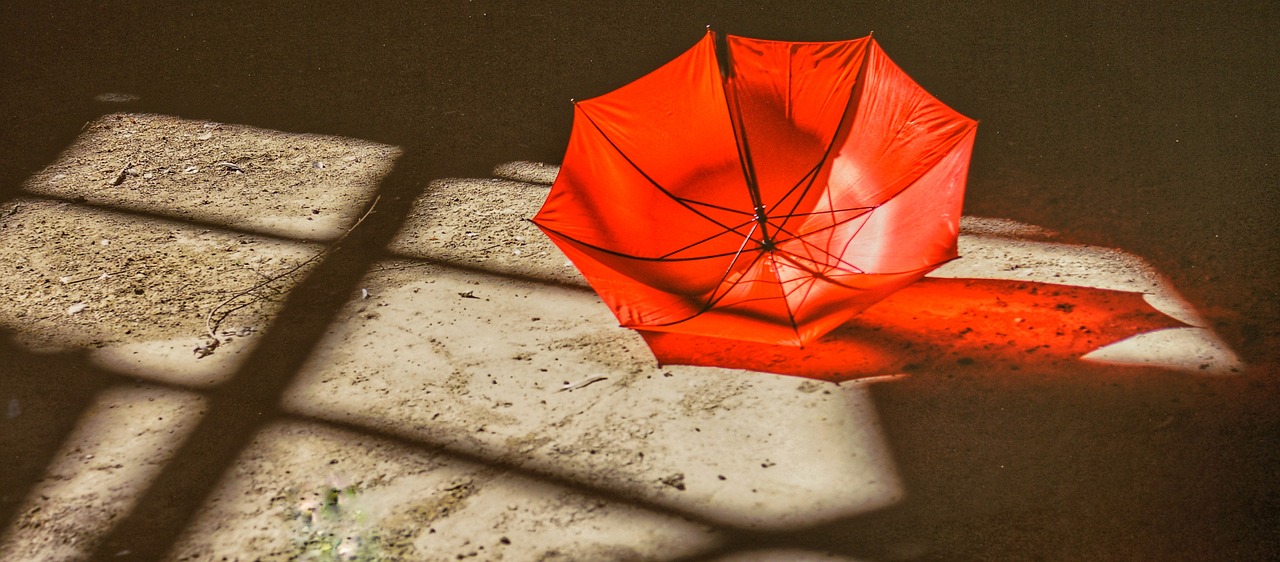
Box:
[1,1,1276,560]
[681,367,1279,561]
[0,335,114,536]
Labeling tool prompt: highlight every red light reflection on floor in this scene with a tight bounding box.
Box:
[639,278,1188,381]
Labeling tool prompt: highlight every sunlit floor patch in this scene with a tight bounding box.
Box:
[172,420,717,561]
[86,336,259,389]
[387,176,580,285]
[492,160,560,185]
[0,385,205,561]
[1082,327,1240,374]
[287,176,904,529]
[0,197,321,386]
[21,113,396,242]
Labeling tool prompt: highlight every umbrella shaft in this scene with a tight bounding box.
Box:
[754,205,775,250]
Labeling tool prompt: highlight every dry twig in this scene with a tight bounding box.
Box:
[198,196,381,354]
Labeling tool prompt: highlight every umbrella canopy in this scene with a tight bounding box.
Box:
[533,29,978,346]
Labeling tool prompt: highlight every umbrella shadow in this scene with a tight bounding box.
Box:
[640,277,1189,381]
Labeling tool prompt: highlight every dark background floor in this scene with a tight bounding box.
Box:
[2,2,1277,560]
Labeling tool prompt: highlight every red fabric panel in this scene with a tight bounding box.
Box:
[820,41,977,211]
[538,229,705,327]
[723,36,870,211]
[536,104,751,261]
[839,126,977,273]
[571,33,752,229]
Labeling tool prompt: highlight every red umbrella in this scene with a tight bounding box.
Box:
[533,29,978,346]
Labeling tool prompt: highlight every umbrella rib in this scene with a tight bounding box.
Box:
[658,217,758,260]
[776,272,820,309]
[771,205,875,219]
[696,221,760,309]
[768,202,875,270]
[771,40,876,243]
[698,264,798,311]
[834,205,877,267]
[577,108,747,235]
[773,252,951,292]
[537,224,749,263]
[772,230,863,274]
[642,243,768,328]
[672,197,755,216]
[768,212,873,272]
[649,220,790,329]
[769,160,825,230]
[771,241,865,278]
[771,213,866,247]
[715,35,774,249]
[773,250,863,289]
[766,252,804,343]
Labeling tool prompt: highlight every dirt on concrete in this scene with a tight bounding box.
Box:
[1,111,1272,561]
